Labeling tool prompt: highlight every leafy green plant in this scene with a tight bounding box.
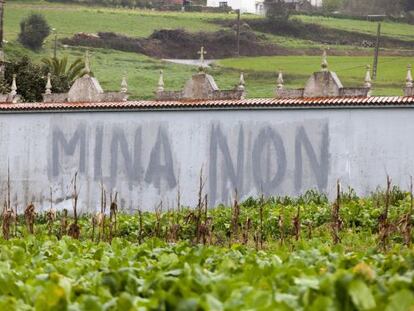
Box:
[41,56,86,83]
[18,13,51,50]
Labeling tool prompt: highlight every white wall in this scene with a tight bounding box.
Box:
[1,107,413,212]
[207,0,256,13]
[309,0,322,7]
[206,0,322,14]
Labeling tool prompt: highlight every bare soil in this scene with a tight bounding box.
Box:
[62,29,294,59]
[62,23,414,59]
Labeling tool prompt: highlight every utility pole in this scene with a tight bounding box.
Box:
[236,9,240,57]
[52,28,58,59]
[0,0,5,80]
[372,22,381,80]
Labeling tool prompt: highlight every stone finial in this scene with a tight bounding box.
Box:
[364,65,372,89]
[120,73,128,93]
[157,70,165,92]
[197,46,207,72]
[406,64,413,88]
[321,49,328,72]
[45,73,52,95]
[277,70,284,89]
[84,50,91,76]
[10,74,17,96]
[237,72,245,91]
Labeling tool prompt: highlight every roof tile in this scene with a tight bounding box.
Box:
[0,96,413,112]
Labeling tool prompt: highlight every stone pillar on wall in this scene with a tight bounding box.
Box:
[0,74,21,103]
[404,64,414,97]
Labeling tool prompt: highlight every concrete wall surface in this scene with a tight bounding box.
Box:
[0,107,412,212]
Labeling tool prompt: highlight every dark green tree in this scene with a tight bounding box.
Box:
[18,14,51,50]
[41,56,86,83]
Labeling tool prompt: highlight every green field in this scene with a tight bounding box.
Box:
[3,1,414,99]
[220,55,414,96]
[296,15,414,42]
[4,1,232,40]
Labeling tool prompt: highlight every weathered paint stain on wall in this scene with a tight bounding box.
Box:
[208,122,329,205]
[48,118,329,208]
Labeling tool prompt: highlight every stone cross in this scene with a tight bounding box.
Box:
[197,46,207,71]
[84,50,91,75]
[157,70,164,92]
[406,64,413,88]
[364,65,372,89]
[120,73,128,93]
[277,70,284,90]
[321,49,328,72]
[237,72,245,91]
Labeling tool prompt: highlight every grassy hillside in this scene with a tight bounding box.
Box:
[4,1,231,40]
[3,1,414,99]
[296,15,414,42]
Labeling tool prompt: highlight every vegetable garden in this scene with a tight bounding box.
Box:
[2,176,414,310]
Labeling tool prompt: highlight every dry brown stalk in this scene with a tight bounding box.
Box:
[198,217,212,245]
[168,222,180,242]
[91,214,97,241]
[68,172,80,239]
[155,201,162,238]
[98,183,107,242]
[176,181,181,214]
[293,206,301,241]
[24,203,35,234]
[7,164,10,215]
[138,209,143,244]
[46,209,56,236]
[254,231,259,250]
[331,180,342,245]
[13,203,17,238]
[47,187,56,235]
[60,209,68,237]
[201,194,209,244]
[195,168,206,244]
[109,192,118,242]
[242,218,251,245]
[378,176,391,250]
[230,189,240,244]
[305,221,313,240]
[279,205,285,245]
[259,195,264,249]
[401,177,413,246]
[5,164,16,238]
[2,203,13,240]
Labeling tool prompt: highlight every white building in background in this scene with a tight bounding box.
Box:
[206,0,322,14]
[205,0,254,14]
[309,0,322,7]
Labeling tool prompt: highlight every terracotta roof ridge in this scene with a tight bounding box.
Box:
[0,96,413,112]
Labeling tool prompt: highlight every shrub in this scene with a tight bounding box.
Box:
[0,56,71,102]
[264,0,291,21]
[18,14,51,50]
